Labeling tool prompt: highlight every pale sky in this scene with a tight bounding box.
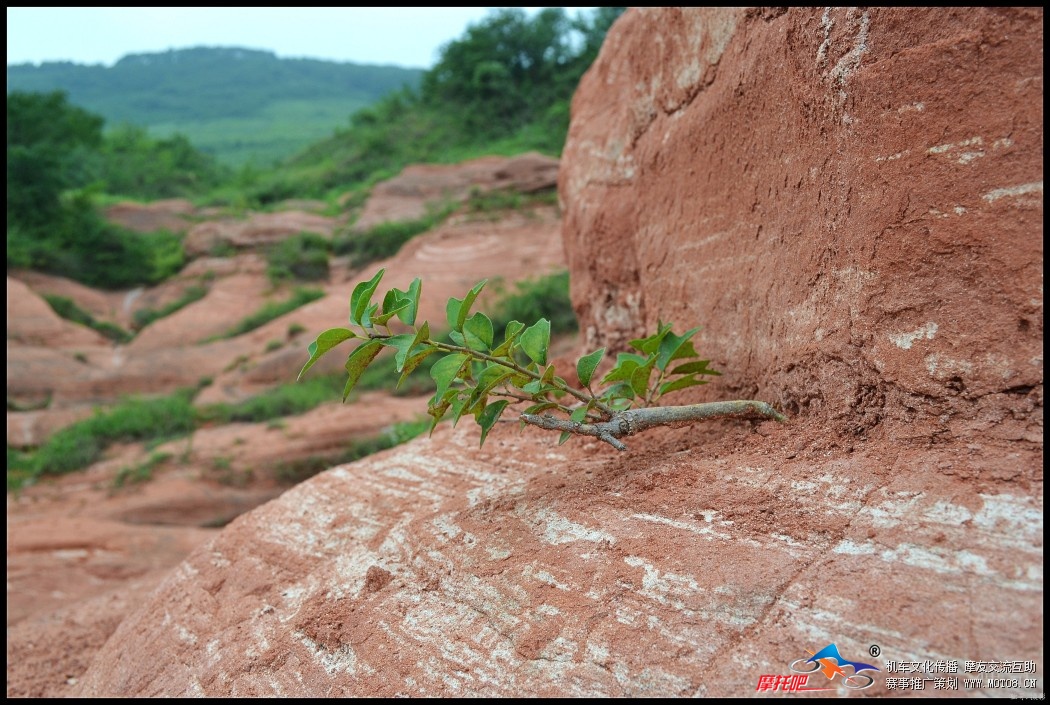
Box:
[6,7,591,69]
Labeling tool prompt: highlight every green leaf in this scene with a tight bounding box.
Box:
[342,339,384,401]
[491,320,526,356]
[361,302,380,329]
[349,269,385,327]
[427,388,458,435]
[655,326,700,371]
[466,364,515,412]
[558,431,572,445]
[659,374,709,396]
[523,402,560,415]
[457,279,488,330]
[398,347,437,389]
[446,296,463,332]
[541,364,557,384]
[477,400,510,446]
[430,353,469,400]
[628,321,672,355]
[570,406,590,423]
[449,329,466,347]
[397,278,422,326]
[386,321,430,371]
[450,390,471,427]
[630,358,656,398]
[298,327,357,381]
[463,311,494,351]
[373,289,409,326]
[576,347,605,388]
[380,333,414,366]
[600,381,636,402]
[669,359,721,376]
[445,279,488,332]
[522,379,543,395]
[519,318,551,365]
[601,352,647,384]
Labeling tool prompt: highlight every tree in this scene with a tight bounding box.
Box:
[300,269,786,451]
[7,90,103,230]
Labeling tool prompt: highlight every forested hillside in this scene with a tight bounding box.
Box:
[7,47,423,165]
[7,8,625,288]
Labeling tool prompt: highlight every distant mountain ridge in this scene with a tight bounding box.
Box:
[7,46,425,164]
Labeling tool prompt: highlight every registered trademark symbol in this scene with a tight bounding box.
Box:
[869,644,881,658]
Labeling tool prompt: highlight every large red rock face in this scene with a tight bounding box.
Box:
[562,7,1042,439]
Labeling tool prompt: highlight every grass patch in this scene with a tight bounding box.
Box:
[273,418,429,484]
[466,186,558,213]
[132,284,209,329]
[208,287,325,341]
[113,451,172,488]
[332,202,455,268]
[488,270,577,337]
[10,389,196,487]
[43,294,133,343]
[266,231,331,284]
[196,373,343,424]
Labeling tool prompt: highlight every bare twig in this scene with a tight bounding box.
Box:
[520,400,786,452]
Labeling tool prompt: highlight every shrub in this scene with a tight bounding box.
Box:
[332,203,454,267]
[488,270,576,337]
[113,451,172,488]
[196,373,343,424]
[210,287,325,340]
[132,284,208,329]
[43,294,134,343]
[17,389,196,482]
[266,231,331,284]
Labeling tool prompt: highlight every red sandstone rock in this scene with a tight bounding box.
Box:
[351,152,559,231]
[7,276,111,348]
[67,8,1041,697]
[561,7,1043,441]
[184,211,341,257]
[104,199,196,233]
[70,419,1043,697]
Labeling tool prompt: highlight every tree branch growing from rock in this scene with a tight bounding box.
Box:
[299,269,787,451]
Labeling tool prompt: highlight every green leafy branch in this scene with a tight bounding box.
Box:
[299,269,787,451]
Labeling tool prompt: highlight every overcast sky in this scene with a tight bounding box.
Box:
[7,7,591,69]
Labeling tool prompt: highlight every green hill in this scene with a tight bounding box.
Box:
[7,46,423,165]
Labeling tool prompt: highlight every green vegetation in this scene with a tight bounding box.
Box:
[278,8,625,197]
[489,271,576,338]
[43,294,133,343]
[266,231,330,284]
[273,418,429,484]
[132,285,209,329]
[332,208,451,267]
[17,390,196,484]
[210,287,325,341]
[87,124,228,199]
[7,46,424,166]
[300,269,786,452]
[196,374,343,425]
[466,186,559,214]
[113,451,172,488]
[7,91,191,289]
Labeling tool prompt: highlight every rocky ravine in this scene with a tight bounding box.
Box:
[6,156,565,697]
[13,7,1043,698]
